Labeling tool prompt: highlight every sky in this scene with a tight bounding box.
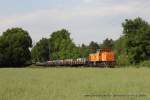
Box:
[0,0,150,45]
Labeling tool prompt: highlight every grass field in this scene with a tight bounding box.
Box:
[0,67,150,100]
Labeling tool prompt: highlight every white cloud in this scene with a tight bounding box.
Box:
[83,0,93,3]
[0,0,150,44]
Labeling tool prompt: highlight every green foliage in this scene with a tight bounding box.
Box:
[114,36,126,54]
[49,29,80,60]
[122,17,148,34]
[88,41,99,53]
[122,17,150,64]
[0,28,32,67]
[100,38,114,49]
[116,53,130,66]
[113,36,129,66]
[139,60,150,67]
[31,38,49,62]
[113,17,150,66]
[78,44,89,58]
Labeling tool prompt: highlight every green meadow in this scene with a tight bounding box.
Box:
[0,67,150,100]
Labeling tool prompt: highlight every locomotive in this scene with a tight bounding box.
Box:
[36,48,115,67]
[88,49,115,67]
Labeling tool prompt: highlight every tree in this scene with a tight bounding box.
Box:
[114,36,130,66]
[78,44,89,58]
[0,28,32,67]
[122,17,150,64]
[31,38,49,62]
[88,41,99,53]
[100,38,114,49]
[49,29,79,60]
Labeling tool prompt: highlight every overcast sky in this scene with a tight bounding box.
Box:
[0,0,150,45]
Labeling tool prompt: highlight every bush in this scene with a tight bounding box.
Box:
[116,53,130,67]
[139,60,150,67]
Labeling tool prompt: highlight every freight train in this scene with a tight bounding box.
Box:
[36,48,115,67]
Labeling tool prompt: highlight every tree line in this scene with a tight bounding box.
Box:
[0,17,150,67]
[31,29,114,63]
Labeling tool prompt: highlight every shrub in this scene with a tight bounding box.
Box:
[139,60,150,67]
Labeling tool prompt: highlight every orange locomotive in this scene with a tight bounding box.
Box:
[88,49,115,67]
